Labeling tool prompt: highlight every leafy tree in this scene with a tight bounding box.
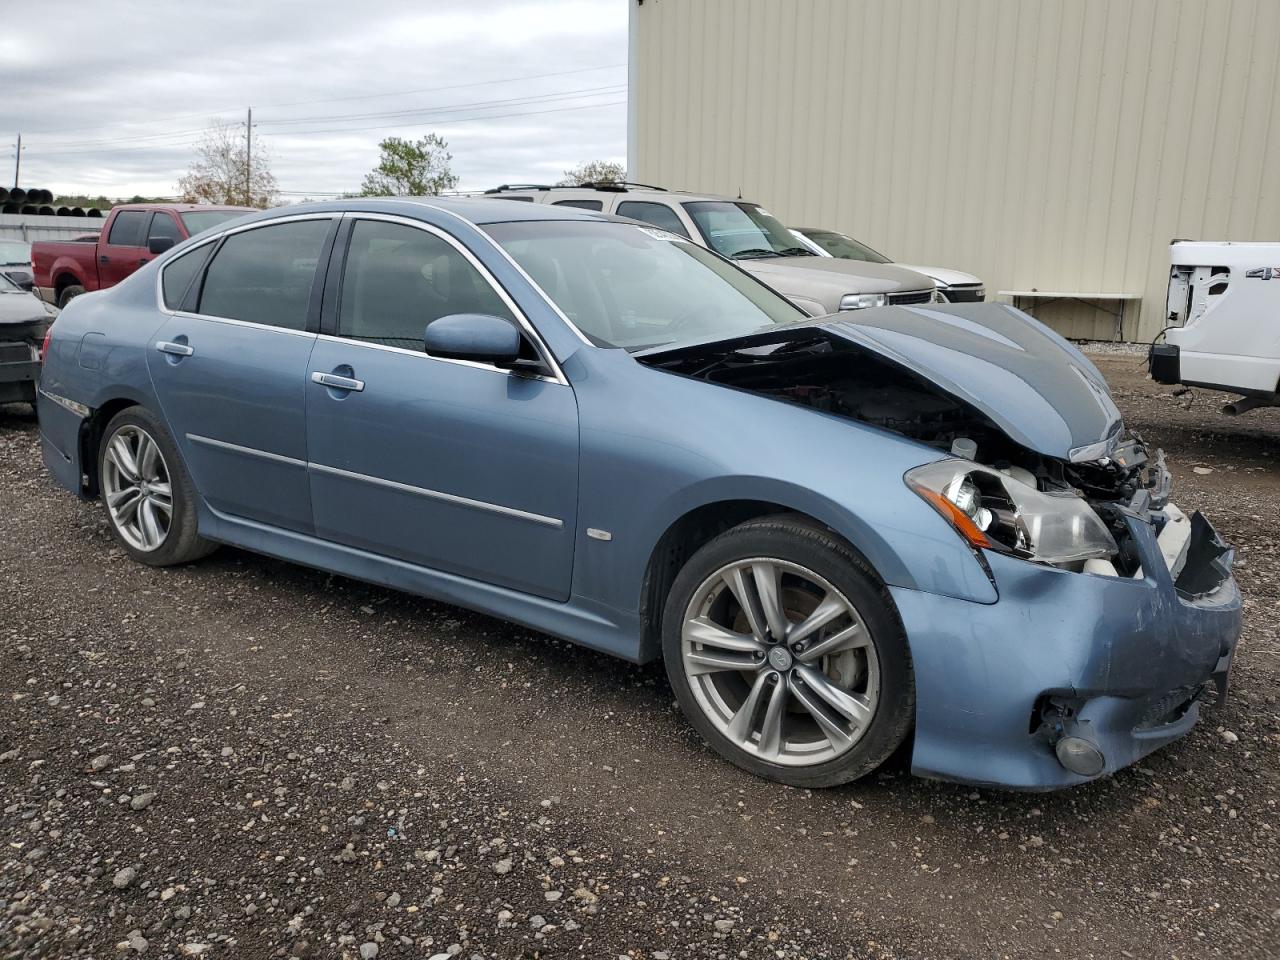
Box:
[359,134,459,196]
[177,119,278,208]
[557,159,626,186]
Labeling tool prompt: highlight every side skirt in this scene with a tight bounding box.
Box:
[195,502,648,664]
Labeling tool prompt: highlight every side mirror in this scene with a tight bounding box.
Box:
[424,313,522,364]
[148,236,176,255]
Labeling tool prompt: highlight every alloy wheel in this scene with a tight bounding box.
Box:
[102,424,173,552]
[680,557,880,767]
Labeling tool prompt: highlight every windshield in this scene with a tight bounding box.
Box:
[0,240,30,265]
[487,220,805,353]
[0,272,19,293]
[800,230,891,264]
[180,211,247,236]
[682,201,815,260]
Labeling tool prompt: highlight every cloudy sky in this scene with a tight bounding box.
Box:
[1,0,627,200]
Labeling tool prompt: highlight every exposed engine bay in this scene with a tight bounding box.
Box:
[644,332,1177,578]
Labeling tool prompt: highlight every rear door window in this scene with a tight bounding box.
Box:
[106,210,149,247]
[197,219,331,330]
[615,201,691,239]
[161,243,214,310]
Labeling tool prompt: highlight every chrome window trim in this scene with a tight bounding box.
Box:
[185,433,564,529]
[466,219,595,348]
[336,211,569,385]
[312,333,560,385]
[186,433,306,467]
[308,461,563,529]
[154,212,337,321]
[165,311,318,339]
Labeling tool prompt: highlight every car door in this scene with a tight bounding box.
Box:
[100,209,152,286]
[305,215,579,601]
[147,215,337,534]
[612,199,695,240]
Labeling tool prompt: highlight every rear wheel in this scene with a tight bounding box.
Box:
[98,407,216,566]
[663,516,914,787]
[57,284,84,309]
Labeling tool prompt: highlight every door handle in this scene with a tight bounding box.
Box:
[311,371,365,392]
[99,255,109,263]
[156,340,194,357]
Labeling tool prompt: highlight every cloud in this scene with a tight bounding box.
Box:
[1,0,626,199]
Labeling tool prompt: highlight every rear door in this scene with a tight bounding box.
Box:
[304,215,579,600]
[147,215,336,533]
[99,209,152,287]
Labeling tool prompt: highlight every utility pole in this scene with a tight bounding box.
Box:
[13,132,20,189]
[244,108,252,206]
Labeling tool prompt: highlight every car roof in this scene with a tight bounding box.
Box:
[114,203,255,213]
[239,196,623,228]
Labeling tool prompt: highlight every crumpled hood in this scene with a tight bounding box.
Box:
[829,303,1122,459]
[644,302,1124,461]
[739,256,936,297]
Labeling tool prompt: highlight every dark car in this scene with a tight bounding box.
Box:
[0,270,55,406]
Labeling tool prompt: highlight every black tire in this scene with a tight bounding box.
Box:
[97,406,217,566]
[57,284,85,309]
[662,515,914,788]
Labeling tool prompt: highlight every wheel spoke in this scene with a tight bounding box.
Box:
[724,671,771,745]
[794,664,873,730]
[796,622,869,663]
[148,494,173,518]
[757,676,789,761]
[685,649,757,676]
[107,435,140,482]
[136,432,159,480]
[750,561,790,641]
[138,498,163,549]
[684,616,764,654]
[721,565,769,642]
[785,592,847,646]
[147,481,172,499]
[788,673,855,751]
[107,485,141,510]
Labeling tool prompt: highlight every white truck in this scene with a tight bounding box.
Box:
[1150,240,1280,415]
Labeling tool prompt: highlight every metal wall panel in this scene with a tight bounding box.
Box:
[629,0,1280,341]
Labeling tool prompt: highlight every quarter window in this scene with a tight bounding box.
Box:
[337,220,513,350]
[615,201,690,239]
[107,210,149,247]
[553,199,603,211]
[197,219,330,330]
[160,243,214,310]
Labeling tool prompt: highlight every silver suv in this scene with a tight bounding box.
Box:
[484,183,938,316]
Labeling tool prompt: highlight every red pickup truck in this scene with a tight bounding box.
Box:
[33,203,252,308]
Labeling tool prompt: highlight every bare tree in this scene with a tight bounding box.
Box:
[359,134,459,196]
[557,159,626,186]
[177,119,278,208]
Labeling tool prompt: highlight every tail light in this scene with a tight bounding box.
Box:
[40,324,53,362]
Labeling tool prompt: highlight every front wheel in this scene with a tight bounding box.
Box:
[662,516,914,788]
[98,407,216,566]
[57,284,85,309]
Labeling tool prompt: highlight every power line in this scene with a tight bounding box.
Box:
[19,62,627,138]
[32,83,626,151]
[30,99,626,160]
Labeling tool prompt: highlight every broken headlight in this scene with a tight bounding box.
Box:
[905,459,1118,564]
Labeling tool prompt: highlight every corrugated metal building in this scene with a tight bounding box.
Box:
[627,0,1280,341]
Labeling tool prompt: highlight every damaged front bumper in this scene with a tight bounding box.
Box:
[892,505,1241,790]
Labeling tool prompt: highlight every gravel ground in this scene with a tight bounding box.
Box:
[1,351,1277,959]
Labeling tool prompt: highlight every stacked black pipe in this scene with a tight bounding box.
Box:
[1,186,102,217]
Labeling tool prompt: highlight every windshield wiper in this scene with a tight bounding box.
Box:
[730,248,780,260]
[777,246,816,257]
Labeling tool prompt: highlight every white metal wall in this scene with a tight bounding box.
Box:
[0,214,103,243]
[629,0,1280,340]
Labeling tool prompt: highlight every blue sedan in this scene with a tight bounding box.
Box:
[37,198,1241,789]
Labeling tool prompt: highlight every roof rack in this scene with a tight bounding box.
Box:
[579,180,668,192]
[483,184,554,194]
